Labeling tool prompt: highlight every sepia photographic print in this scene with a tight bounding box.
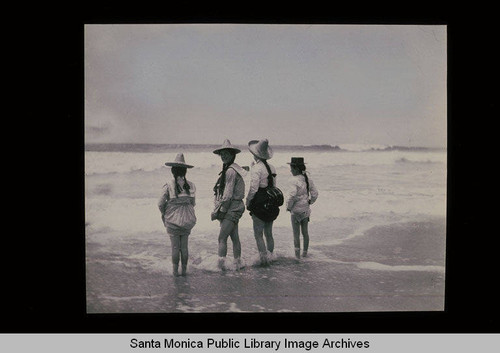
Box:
[84,24,447,313]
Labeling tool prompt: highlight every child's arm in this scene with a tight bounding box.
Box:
[189,182,196,207]
[308,177,319,204]
[286,178,299,211]
[158,184,170,216]
[246,166,262,210]
[220,168,236,213]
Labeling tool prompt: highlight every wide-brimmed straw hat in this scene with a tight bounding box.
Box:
[164,153,194,168]
[213,139,241,155]
[287,157,306,165]
[248,139,273,160]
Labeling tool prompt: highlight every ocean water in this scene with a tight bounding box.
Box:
[85,144,447,313]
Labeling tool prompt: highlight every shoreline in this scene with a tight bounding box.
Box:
[86,217,446,313]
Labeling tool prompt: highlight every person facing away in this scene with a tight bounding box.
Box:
[158,153,197,277]
[286,157,318,260]
[245,138,277,267]
[211,139,247,270]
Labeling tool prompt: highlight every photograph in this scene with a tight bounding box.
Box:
[84,24,447,313]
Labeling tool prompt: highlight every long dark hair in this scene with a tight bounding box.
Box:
[262,159,277,187]
[213,152,236,197]
[171,166,191,197]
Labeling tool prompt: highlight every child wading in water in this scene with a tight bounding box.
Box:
[158,153,197,276]
[246,139,279,267]
[285,157,318,260]
[211,139,247,271]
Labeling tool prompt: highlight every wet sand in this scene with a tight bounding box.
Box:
[86,218,445,313]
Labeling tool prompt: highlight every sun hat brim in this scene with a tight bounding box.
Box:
[164,162,194,168]
[248,140,273,160]
[212,147,241,155]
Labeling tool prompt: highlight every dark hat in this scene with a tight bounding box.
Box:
[248,138,273,160]
[287,157,306,165]
[164,153,194,168]
[213,139,241,155]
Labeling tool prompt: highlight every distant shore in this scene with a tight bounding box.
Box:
[84,142,446,153]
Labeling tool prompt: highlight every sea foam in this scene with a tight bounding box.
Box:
[85,149,446,175]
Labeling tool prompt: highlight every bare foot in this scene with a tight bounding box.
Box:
[217,257,226,271]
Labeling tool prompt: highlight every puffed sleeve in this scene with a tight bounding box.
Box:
[219,168,236,212]
[246,165,262,208]
[158,183,170,214]
[189,181,196,206]
[308,176,319,204]
[286,176,299,211]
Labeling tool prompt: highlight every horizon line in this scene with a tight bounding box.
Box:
[84,142,446,150]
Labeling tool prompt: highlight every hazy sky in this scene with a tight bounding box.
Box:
[85,24,446,147]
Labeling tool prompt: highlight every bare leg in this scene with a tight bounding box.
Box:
[252,215,269,266]
[169,234,180,276]
[263,221,274,255]
[218,219,236,270]
[180,234,189,276]
[291,216,301,259]
[301,219,310,257]
[218,219,234,257]
[229,223,241,259]
[228,224,242,269]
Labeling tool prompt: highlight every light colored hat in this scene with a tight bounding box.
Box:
[213,139,241,155]
[164,153,194,168]
[248,139,273,160]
